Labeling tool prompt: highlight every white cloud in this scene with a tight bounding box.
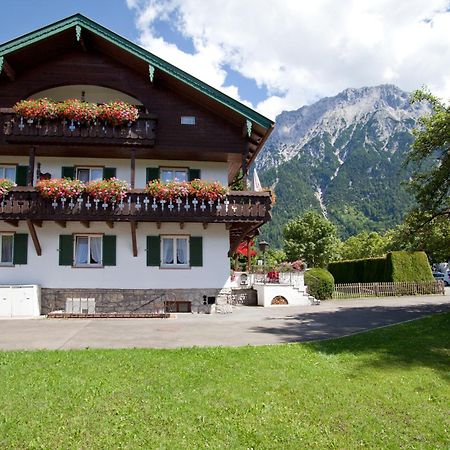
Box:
[126,0,450,119]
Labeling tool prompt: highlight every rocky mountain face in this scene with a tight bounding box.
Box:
[257,85,430,246]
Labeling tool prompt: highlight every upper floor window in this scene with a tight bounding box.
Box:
[160,168,188,182]
[76,167,103,183]
[161,236,189,268]
[74,235,102,267]
[180,116,196,125]
[0,234,14,265]
[0,166,16,181]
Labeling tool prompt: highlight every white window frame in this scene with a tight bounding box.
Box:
[73,234,103,268]
[160,235,190,268]
[180,116,196,125]
[160,167,188,182]
[75,167,103,183]
[0,233,14,266]
[0,165,16,181]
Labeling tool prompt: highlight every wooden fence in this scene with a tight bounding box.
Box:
[333,281,445,299]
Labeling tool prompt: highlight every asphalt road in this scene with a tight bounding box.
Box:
[0,294,449,350]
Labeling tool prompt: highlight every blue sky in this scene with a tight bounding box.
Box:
[1,0,450,119]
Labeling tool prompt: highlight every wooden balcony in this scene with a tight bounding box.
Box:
[0,188,272,225]
[0,110,156,146]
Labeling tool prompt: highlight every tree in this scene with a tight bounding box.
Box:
[340,231,390,261]
[283,211,341,267]
[407,89,450,222]
[386,211,450,264]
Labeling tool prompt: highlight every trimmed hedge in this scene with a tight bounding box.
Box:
[305,268,334,300]
[388,251,434,282]
[328,251,434,283]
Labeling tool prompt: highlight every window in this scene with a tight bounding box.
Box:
[74,235,102,267]
[0,234,13,265]
[180,116,196,125]
[160,168,188,182]
[76,167,103,183]
[161,236,189,267]
[0,166,16,181]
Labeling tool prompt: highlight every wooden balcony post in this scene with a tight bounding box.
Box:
[28,146,35,186]
[130,149,136,189]
[246,238,252,272]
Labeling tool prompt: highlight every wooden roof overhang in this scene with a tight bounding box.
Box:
[0,14,274,179]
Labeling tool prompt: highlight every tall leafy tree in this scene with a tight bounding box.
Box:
[340,231,390,261]
[408,89,450,222]
[283,211,340,267]
[386,212,450,264]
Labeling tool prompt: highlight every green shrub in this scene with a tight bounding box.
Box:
[305,268,334,300]
[328,251,433,283]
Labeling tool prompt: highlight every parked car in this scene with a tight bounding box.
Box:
[444,271,450,287]
[432,272,447,285]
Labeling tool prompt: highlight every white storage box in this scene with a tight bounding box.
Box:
[0,285,41,317]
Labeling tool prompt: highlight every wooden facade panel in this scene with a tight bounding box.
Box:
[0,51,245,154]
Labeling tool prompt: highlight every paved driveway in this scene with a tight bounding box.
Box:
[0,294,449,350]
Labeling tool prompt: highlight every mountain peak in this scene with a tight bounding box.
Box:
[257,84,431,244]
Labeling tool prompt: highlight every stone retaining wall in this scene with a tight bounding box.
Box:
[41,288,226,315]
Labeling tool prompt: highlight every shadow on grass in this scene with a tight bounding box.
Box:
[251,303,450,377]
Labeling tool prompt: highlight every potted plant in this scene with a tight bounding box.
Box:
[0,179,16,200]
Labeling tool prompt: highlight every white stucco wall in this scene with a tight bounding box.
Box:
[0,155,228,187]
[0,221,231,289]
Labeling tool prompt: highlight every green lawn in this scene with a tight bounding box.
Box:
[1,314,449,449]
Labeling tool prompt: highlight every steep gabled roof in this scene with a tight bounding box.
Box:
[0,13,273,130]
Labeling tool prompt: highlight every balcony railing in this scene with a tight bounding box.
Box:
[0,188,271,223]
[0,111,156,146]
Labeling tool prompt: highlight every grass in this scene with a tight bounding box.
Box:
[1,314,449,449]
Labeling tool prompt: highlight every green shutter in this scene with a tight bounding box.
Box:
[188,169,201,181]
[59,235,73,266]
[147,236,160,266]
[190,236,203,267]
[103,167,117,180]
[13,234,28,265]
[103,235,116,266]
[15,166,28,186]
[146,167,160,183]
[61,166,75,179]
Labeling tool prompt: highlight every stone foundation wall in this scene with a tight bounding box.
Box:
[41,288,226,315]
[229,288,257,306]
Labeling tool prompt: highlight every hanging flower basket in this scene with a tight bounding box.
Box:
[0,179,16,200]
[144,179,229,201]
[36,178,86,201]
[85,178,129,203]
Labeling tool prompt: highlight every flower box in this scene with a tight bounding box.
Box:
[145,179,229,201]
[36,178,85,201]
[85,178,129,203]
[13,98,139,126]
